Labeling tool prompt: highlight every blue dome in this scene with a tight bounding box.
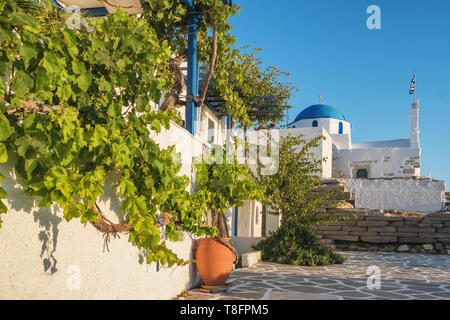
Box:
[294,104,346,122]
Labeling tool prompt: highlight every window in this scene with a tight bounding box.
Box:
[356,169,368,179]
[312,120,318,127]
[339,122,343,134]
[207,119,215,144]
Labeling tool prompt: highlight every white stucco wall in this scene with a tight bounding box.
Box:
[0,156,201,299]
[0,119,231,300]
[280,127,332,179]
[197,105,226,145]
[235,200,262,238]
[330,133,351,150]
[345,178,446,213]
[288,118,351,135]
[230,236,263,256]
[334,146,421,179]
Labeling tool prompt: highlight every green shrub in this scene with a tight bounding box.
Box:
[253,219,345,266]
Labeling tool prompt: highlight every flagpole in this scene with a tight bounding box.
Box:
[414,71,416,102]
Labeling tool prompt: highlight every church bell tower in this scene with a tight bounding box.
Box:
[410,99,420,149]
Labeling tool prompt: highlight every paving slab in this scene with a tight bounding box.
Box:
[176,251,450,300]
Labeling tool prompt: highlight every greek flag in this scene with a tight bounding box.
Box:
[409,73,416,95]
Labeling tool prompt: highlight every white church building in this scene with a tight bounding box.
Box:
[284,100,421,180]
[278,98,446,214]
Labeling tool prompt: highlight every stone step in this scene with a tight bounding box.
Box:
[328,192,354,201]
[317,194,354,203]
[321,178,347,186]
[314,185,349,193]
[317,200,355,211]
[240,251,262,268]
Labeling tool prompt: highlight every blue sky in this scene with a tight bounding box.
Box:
[229,0,450,184]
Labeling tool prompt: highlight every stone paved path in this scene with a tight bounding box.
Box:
[179,251,450,300]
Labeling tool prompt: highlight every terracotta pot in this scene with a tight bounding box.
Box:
[195,238,234,286]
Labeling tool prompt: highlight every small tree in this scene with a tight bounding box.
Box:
[194,144,262,239]
[261,134,335,225]
[254,134,346,266]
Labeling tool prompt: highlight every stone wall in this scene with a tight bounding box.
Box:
[314,208,450,255]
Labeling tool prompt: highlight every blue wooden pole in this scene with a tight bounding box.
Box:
[183,0,199,135]
[183,0,232,135]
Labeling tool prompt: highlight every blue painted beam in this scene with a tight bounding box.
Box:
[183,0,232,135]
[183,0,199,135]
[82,7,109,17]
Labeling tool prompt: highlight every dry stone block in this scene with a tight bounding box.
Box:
[358,221,389,227]
[422,244,434,251]
[342,226,368,232]
[404,222,421,227]
[365,216,403,221]
[425,213,450,220]
[329,220,357,226]
[360,236,397,243]
[390,221,405,227]
[404,217,424,222]
[398,237,437,244]
[397,227,434,233]
[397,244,409,252]
[367,227,397,233]
[379,232,417,238]
[418,223,432,228]
[379,245,396,252]
[317,226,342,231]
[330,235,360,242]
[350,232,378,237]
[418,234,450,239]
[319,231,349,236]
[437,228,450,234]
